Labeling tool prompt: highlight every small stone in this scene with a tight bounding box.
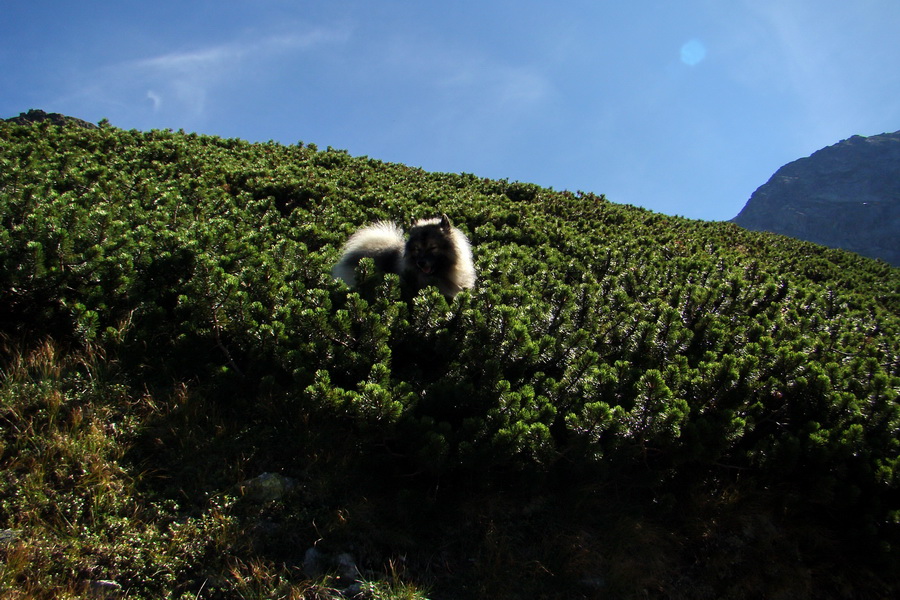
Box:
[0,529,20,548]
[88,580,122,598]
[303,547,325,578]
[335,552,358,580]
[580,575,606,590]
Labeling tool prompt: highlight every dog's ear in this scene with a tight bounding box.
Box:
[440,213,452,230]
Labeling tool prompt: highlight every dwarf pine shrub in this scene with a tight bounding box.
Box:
[2,118,898,597]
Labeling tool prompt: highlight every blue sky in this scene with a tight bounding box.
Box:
[2,1,899,221]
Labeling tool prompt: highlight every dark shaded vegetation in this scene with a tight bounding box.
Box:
[1,118,898,598]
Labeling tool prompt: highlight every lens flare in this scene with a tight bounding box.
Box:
[680,39,707,66]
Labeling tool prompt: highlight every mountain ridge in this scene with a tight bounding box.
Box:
[733,131,900,266]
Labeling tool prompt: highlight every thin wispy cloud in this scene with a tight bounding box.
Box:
[329,30,560,173]
[146,91,162,112]
[132,44,246,118]
[137,28,349,74]
[136,45,239,75]
[382,34,555,144]
[67,25,351,125]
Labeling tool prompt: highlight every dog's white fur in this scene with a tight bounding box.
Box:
[331,221,405,285]
[332,216,475,298]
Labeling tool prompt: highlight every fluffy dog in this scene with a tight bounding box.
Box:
[332,214,475,298]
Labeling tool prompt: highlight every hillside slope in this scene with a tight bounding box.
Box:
[733,131,900,266]
[1,118,898,599]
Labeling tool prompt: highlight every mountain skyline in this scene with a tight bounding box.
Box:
[734,130,900,266]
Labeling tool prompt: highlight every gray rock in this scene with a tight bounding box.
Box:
[301,548,360,584]
[580,575,606,590]
[303,546,326,578]
[733,131,900,266]
[0,529,20,548]
[239,472,299,502]
[341,582,364,597]
[335,552,358,580]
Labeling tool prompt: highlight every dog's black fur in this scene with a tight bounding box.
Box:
[332,214,475,298]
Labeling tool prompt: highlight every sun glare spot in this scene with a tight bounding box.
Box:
[680,39,707,66]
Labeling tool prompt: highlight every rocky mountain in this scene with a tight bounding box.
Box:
[4,109,98,129]
[733,131,900,266]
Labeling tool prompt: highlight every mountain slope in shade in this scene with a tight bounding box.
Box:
[733,131,900,266]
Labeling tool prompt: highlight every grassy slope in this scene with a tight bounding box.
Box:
[1,120,898,599]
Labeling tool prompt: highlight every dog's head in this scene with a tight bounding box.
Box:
[406,214,455,276]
